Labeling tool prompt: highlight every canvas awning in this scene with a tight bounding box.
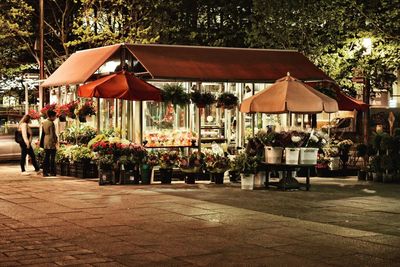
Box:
[305,81,369,111]
[42,44,333,87]
[41,44,121,87]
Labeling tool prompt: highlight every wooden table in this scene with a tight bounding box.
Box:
[259,163,315,191]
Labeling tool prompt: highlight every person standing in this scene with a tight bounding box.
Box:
[18,115,40,175]
[42,110,58,176]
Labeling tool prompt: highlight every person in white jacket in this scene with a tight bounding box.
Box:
[18,115,40,175]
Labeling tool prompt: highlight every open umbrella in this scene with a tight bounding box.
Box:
[240,73,338,114]
[77,71,162,101]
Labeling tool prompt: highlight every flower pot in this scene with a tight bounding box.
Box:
[229,171,239,183]
[212,172,224,184]
[254,171,266,188]
[121,169,140,185]
[99,169,115,185]
[329,157,340,170]
[299,148,318,165]
[58,115,66,122]
[159,168,173,184]
[185,172,199,184]
[141,164,151,185]
[357,170,367,181]
[79,115,87,123]
[264,146,283,164]
[285,148,300,165]
[240,173,254,190]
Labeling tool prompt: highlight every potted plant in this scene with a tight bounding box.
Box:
[232,153,259,190]
[190,91,216,108]
[159,151,180,184]
[55,146,69,176]
[56,104,69,122]
[284,131,306,165]
[315,154,330,177]
[356,143,368,180]
[257,130,283,164]
[141,151,159,185]
[205,153,230,184]
[40,103,57,119]
[71,146,96,178]
[337,139,353,169]
[67,100,79,119]
[161,83,190,108]
[370,155,383,182]
[77,100,96,122]
[380,155,394,183]
[216,92,238,110]
[180,151,206,184]
[300,131,325,165]
[28,109,41,121]
[97,155,116,185]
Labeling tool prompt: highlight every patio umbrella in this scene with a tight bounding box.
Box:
[77,71,162,101]
[240,73,338,114]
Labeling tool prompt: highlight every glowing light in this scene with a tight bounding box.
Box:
[362,38,372,55]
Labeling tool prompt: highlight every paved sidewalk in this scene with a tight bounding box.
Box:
[0,163,400,266]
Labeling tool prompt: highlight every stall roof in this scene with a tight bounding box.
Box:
[42,44,120,87]
[42,44,333,87]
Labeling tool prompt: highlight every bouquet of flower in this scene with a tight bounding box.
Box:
[67,100,79,119]
[205,153,230,173]
[145,151,159,166]
[28,109,41,120]
[128,143,147,165]
[40,103,57,118]
[78,100,96,117]
[159,151,180,169]
[56,104,69,119]
[180,151,206,172]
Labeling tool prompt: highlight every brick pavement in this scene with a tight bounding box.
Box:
[0,163,400,266]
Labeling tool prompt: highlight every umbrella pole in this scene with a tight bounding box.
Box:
[328,113,331,145]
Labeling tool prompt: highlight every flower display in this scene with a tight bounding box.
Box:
[144,129,196,147]
[78,100,96,117]
[205,153,230,173]
[28,109,41,120]
[40,103,57,118]
[56,104,69,119]
[67,100,79,118]
[159,150,180,169]
[180,151,206,172]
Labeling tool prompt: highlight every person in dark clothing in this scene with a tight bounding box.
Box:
[42,110,58,177]
[18,114,40,175]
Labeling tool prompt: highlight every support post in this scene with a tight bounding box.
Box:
[363,78,371,144]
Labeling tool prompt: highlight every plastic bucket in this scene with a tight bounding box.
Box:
[285,148,300,165]
[264,146,283,164]
[299,148,318,165]
[240,173,254,190]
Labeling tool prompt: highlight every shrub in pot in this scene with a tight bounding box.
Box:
[233,153,259,190]
[141,151,159,185]
[205,153,230,184]
[370,155,383,182]
[180,151,206,184]
[161,83,190,108]
[159,151,180,184]
[380,155,394,183]
[356,144,368,180]
[190,91,216,108]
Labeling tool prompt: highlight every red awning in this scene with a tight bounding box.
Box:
[77,71,162,101]
[42,44,121,87]
[42,44,333,87]
[127,44,332,82]
[306,81,369,111]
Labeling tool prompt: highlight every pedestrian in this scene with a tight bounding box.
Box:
[18,114,41,175]
[42,109,58,177]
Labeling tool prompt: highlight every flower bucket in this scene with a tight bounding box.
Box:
[299,148,318,165]
[240,173,254,190]
[264,146,283,164]
[285,148,300,165]
[159,168,173,184]
[212,172,225,184]
[329,157,340,170]
[254,171,266,188]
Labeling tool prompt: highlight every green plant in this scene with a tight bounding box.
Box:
[159,150,180,169]
[205,154,230,173]
[161,83,190,107]
[71,146,94,162]
[180,151,206,172]
[381,155,394,172]
[190,91,216,108]
[370,155,382,173]
[380,135,394,152]
[216,92,238,109]
[55,146,69,163]
[60,125,97,145]
[231,153,259,174]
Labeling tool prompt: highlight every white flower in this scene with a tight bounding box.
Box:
[291,136,302,143]
[310,135,319,142]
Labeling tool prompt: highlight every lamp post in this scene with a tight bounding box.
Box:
[38,0,44,109]
[362,38,372,144]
